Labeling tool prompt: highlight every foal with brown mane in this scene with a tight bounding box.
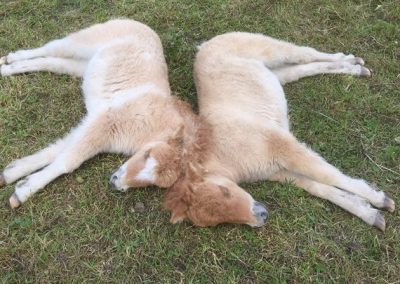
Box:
[1,19,267,225]
[164,33,395,230]
[0,19,200,206]
[1,21,395,230]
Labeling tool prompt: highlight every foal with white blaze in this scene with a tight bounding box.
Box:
[164,32,395,230]
[1,20,268,226]
[0,19,196,207]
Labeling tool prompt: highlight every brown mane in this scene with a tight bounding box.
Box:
[163,99,214,222]
[171,97,213,168]
[163,175,194,223]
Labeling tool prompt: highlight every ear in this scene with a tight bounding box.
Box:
[187,162,203,182]
[218,185,231,198]
[155,169,179,188]
[144,149,151,159]
[170,211,186,224]
[163,181,190,223]
[168,125,184,148]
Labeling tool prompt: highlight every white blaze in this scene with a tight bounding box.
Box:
[135,157,158,182]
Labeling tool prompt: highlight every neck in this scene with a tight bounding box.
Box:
[170,97,212,169]
[183,115,212,168]
[171,97,239,183]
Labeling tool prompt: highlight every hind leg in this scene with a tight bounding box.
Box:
[0,38,91,64]
[0,25,108,65]
[256,35,365,68]
[273,45,362,66]
[214,33,366,68]
[1,57,87,77]
[270,170,386,231]
[0,20,140,65]
[272,61,371,85]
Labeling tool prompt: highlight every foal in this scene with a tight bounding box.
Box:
[164,32,395,230]
[1,20,268,225]
[0,19,198,207]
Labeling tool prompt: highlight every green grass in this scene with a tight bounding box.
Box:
[1,0,399,282]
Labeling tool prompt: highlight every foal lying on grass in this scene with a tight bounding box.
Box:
[163,32,395,231]
[1,19,267,226]
[1,21,394,230]
[0,19,194,206]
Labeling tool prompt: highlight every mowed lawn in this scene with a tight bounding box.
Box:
[0,1,399,282]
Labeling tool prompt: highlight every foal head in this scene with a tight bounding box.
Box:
[163,164,268,227]
[109,126,185,190]
[109,98,201,191]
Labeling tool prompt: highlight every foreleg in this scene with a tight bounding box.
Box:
[267,130,395,212]
[270,170,386,231]
[1,139,66,186]
[8,116,109,208]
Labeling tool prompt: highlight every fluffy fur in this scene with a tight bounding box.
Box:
[2,22,394,230]
[0,19,202,207]
[164,32,395,231]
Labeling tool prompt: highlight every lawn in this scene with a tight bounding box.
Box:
[0,0,399,282]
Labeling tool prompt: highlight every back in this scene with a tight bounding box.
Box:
[195,50,289,129]
[82,20,170,106]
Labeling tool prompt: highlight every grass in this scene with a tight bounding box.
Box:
[0,0,399,282]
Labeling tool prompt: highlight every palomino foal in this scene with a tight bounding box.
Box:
[0,19,196,207]
[164,32,395,230]
[1,20,268,226]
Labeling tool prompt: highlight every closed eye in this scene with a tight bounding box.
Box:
[218,185,231,198]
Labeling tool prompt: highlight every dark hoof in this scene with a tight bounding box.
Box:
[0,172,5,188]
[373,212,385,232]
[9,193,21,209]
[383,194,395,213]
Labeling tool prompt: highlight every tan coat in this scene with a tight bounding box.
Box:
[165,32,394,230]
[0,19,200,208]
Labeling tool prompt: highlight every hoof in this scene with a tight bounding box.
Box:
[9,193,22,209]
[1,64,11,77]
[354,57,365,66]
[0,56,6,65]
[373,212,385,232]
[383,194,395,213]
[0,172,5,188]
[360,66,371,77]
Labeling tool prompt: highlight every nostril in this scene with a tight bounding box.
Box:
[253,201,268,220]
[109,174,118,185]
[259,210,268,218]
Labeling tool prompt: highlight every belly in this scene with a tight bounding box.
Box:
[210,123,281,182]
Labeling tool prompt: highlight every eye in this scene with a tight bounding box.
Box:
[144,149,151,159]
[218,186,231,198]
